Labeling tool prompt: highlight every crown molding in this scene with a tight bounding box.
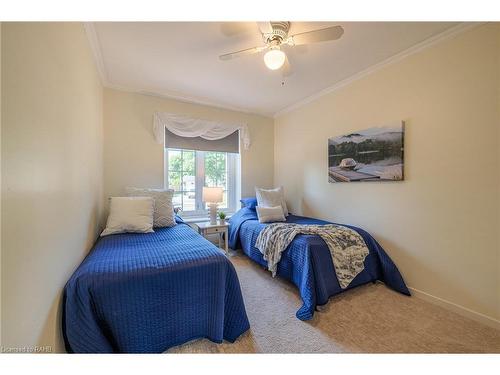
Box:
[83,22,109,85]
[106,82,274,118]
[273,22,486,118]
[83,22,273,118]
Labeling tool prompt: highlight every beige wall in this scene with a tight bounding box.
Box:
[1,23,104,352]
[103,88,274,201]
[0,22,3,347]
[275,24,500,324]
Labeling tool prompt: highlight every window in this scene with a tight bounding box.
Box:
[165,149,239,216]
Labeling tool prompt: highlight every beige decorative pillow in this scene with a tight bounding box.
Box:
[101,197,155,236]
[126,187,176,228]
[256,206,286,223]
[255,186,289,216]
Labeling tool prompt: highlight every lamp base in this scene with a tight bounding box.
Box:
[208,203,218,225]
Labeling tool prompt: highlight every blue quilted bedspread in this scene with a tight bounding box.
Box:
[63,219,250,353]
[229,208,410,320]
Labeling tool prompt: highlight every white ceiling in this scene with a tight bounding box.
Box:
[88,22,461,117]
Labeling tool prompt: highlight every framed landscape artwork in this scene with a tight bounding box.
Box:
[328,122,405,183]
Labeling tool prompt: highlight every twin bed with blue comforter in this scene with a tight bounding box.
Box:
[229,207,410,321]
[63,218,249,353]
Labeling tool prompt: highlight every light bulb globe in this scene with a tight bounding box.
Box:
[264,49,286,70]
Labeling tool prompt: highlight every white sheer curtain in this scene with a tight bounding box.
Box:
[153,112,251,150]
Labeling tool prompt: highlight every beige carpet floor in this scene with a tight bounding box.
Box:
[168,252,500,353]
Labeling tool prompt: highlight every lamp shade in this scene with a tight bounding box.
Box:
[202,187,223,203]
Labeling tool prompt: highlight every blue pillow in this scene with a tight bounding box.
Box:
[240,197,258,210]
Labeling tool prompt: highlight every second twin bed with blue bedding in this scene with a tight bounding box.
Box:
[229,206,410,321]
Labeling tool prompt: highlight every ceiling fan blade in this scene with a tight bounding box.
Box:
[219,46,267,61]
[281,55,293,77]
[289,25,344,46]
[257,21,273,35]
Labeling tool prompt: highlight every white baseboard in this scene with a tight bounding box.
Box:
[408,286,500,330]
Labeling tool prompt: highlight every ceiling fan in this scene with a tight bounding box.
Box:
[219,22,344,75]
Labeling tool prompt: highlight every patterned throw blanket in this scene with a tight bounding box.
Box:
[255,223,370,289]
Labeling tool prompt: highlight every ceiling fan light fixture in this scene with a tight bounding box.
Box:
[263,48,286,70]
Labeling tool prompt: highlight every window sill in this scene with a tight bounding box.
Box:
[180,214,234,224]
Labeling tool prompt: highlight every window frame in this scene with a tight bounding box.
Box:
[164,148,239,218]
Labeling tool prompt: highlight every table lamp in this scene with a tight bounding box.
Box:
[203,187,223,225]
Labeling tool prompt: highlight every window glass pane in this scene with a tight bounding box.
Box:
[168,150,182,171]
[219,174,227,190]
[220,154,227,188]
[182,150,195,174]
[205,151,227,188]
[168,172,181,191]
[217,153,226,173]
[167,148,236,214]
[183,191,196,212]
[182,172,195,191]
[172,192,182,208]
[204,152,216,186]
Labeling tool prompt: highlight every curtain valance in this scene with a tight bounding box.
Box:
[153,112,251,150]
[164,128,240,153]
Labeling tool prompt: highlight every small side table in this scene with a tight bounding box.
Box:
[194,221,229,254]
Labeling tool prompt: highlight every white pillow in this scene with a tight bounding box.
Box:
[125,187,176,227]
[101,197,155,236]
[256,206,286,223]
[255,186,289,216]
